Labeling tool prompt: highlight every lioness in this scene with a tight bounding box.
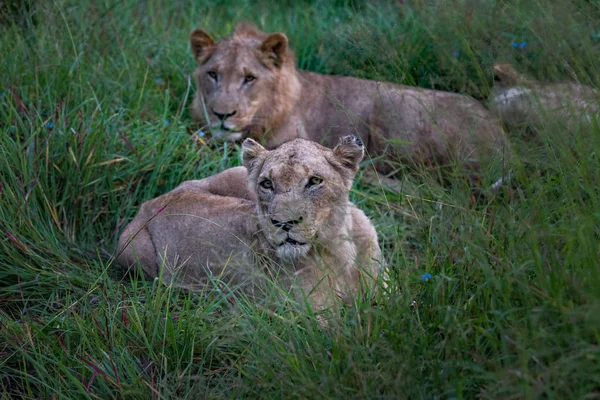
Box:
[488,63,598,132]
[189,23,509,181]
[117,136,383,313]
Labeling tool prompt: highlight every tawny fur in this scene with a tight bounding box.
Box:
[117,137,383,313]
[488,63,599,132]
[189,23,509,181]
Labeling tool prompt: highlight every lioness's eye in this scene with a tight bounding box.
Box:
[307,176,323,187]
[260,179,273,189]
[244,75,256,83]
[207,71,218,80]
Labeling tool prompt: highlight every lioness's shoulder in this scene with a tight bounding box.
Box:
[173,167,255,201]
[136,167,254,217]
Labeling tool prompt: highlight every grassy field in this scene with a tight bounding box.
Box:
[1,0,600,398]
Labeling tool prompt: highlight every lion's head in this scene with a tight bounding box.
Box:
[189,24,300,142]
[493,63,529,87]
[242,136,364,261]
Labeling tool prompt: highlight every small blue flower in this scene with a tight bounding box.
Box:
[421,273,433,282]
[9,125,15,132]
[46,122,54,128]
[164,120,170,126]
[512,42,519,48]
[156,77,163,84]
[199,130,205,137]
[0,92,4,98]
[453,51,460,57]
[520,41,527,48]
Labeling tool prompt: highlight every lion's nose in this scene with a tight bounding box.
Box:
[271,216,303,232]
[212,109,237,121]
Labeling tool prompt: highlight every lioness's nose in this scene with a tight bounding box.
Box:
[212,109,237,121]
[271,216,303,232]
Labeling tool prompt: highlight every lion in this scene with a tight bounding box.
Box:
[189,23,509,183]
[117,136,383,314]
[488,63,598,132]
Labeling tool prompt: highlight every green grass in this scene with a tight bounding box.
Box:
[1,0,600,398]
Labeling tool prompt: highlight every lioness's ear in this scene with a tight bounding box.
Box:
[333,135,364,172]
[190,29,215,61]
[242,138,268,172]
[260,33,288,68]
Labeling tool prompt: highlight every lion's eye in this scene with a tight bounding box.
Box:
[260,179,273,190]
[207,71,218,80]
[307,176,323,187]
[244,75,256,83]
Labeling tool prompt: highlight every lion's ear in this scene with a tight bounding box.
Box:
[333,135,364,172]
[260,33,288,68]
[190,29,215,61]
[242,138,268,172]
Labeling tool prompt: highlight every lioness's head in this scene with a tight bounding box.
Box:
[242,136,364,260]
[190,23,300,142]
[493,63,528,87]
